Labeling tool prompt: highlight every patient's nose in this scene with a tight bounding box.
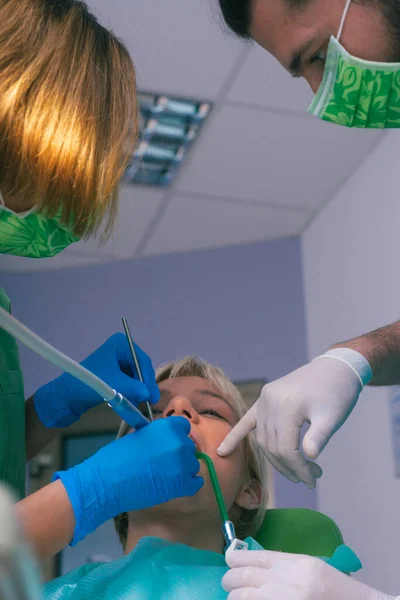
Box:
[163,396,200,423]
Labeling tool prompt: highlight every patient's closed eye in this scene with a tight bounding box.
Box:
[200,408,225,420]
[146,406,226,420]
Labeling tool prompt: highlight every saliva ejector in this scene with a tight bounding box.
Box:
[196,452,248,552]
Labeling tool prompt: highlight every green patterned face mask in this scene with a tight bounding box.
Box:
[0,196,80,258]
[308,0,400,128]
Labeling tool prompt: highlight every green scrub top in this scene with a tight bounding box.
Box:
[0,288,26,499]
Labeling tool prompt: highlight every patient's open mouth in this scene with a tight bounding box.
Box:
[189,434,201,452]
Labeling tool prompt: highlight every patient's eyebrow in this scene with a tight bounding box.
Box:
[194,388,231,408]
[158,387,232,410]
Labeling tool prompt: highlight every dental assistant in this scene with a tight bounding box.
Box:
[0,0,202,555]
[216,0,400,598]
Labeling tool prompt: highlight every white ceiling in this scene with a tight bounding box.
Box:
[1,0,384,272]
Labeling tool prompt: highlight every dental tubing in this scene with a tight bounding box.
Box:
[196,452,229,522]
[196,452,247,551]
[0,307,115,400]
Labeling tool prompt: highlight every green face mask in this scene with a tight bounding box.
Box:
[0,197,80,258]
[308,0,400,128]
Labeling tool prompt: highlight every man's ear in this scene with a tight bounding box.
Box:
[234,478,262,510]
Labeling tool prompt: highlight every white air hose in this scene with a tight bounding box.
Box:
[0,306,115,402]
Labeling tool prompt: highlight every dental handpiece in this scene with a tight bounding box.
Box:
[107,391,150,429]
[122,318,154,422]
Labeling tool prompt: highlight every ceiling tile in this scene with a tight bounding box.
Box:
[142,194,312,256]
[176,105,383,210]
[67,186,165,260]
[88,0,243,100]
[227,44,313,113]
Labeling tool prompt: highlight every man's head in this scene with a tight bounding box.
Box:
[115,357,268,548]
[219,0,400,92]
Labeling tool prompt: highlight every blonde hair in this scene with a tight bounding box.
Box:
[114,356,268,548]
[0,0,138,238]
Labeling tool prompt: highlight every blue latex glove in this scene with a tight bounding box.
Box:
[34,333,160,428]
[54,417,204,545]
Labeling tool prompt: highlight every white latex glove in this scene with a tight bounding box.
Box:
[222,549,397,600]
[218,354,366,487]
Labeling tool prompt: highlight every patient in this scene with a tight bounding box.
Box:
[43,357,268,599]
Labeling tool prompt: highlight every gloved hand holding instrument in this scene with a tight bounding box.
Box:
[0,307,158,431]
[222,548,396,600]
[58,416,203,545]
[16,415,203,562]
[0,308,203,558]
[34,330,159,428]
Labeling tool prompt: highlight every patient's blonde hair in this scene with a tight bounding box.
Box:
[114,356,268,548]
[0,0,138,238]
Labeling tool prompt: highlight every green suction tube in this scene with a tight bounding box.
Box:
[196,452,229,523]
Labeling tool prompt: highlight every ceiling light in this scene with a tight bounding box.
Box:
[123,92,212,187]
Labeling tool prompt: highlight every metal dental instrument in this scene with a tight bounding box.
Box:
[0,306,150,431]
[122,317,154,422]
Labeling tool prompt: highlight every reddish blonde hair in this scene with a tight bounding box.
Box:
[0,0,138,237]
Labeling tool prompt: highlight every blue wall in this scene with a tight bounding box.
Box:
[1,237,315,512]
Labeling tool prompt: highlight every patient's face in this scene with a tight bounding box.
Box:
[135,376,249,517]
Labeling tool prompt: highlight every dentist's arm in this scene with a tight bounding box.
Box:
[331,320,400,386]
[25,395,62,462]
[222,550,397,600]
[218,321,400,487]
[17,480,75,561]
[19,417,203,561]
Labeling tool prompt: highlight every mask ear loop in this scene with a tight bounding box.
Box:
[337,0,352,41]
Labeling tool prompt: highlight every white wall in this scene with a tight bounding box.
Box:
[302,131,400,594]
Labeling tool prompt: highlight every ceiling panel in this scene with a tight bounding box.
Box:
[66,186,165,260]
[142,193,313,256]
[0,2,386,273]
[227,44,313,113]
[176,105,383,210]
[88,0,243,100]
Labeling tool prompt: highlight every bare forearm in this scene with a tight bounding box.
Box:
[331,320,400,386]
[25,395,63,461]
[16,480,75,561]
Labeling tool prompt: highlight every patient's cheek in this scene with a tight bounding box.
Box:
[213,457,246,507]
[211,445,245,485]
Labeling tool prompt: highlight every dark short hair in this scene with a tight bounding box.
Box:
[218,0,253,38]
[381,0,400,61]
[218,0,315,39]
